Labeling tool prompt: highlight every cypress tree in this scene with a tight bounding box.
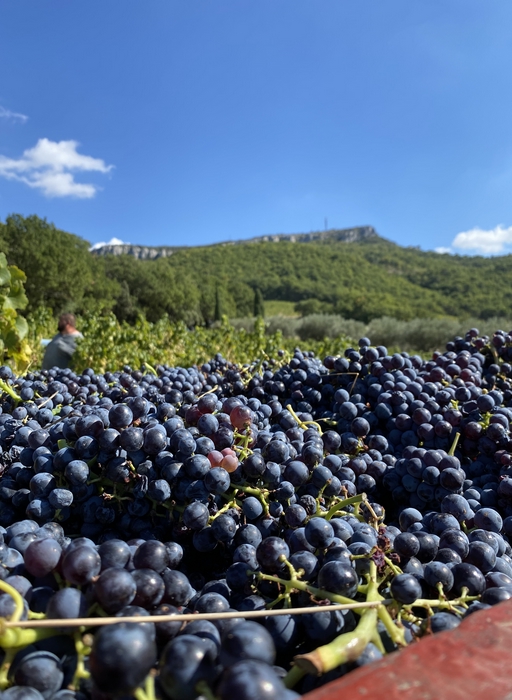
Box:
[214,286,223,321]
[253,287,265,318]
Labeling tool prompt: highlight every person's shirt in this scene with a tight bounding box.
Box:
[42,331,83,370]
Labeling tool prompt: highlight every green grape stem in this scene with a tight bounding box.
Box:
[234,483,269,516]
[383,555,403,577]
[254,570,367,611]
[371,628,386,654]
[195,680,217,700]
[293,561,405,675]
[448,431,461,456]
[0,581,59,652]
[209,498,239,523]
[233,428,254,460]
[284,663,306,689]
[134,674,157,700]
[0,579,24,623]
[0,649,16,689]
[0,378,21,405]
[70,632,91,689]
[286,404,323,435]
[0,625,58,649]
[402,590,478,614]
[0,571,65,648]
[320,493,365,520]
[294,604,379,674]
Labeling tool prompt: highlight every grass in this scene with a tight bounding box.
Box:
[263,300,299,317]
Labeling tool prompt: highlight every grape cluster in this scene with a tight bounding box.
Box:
[0,328,510,697]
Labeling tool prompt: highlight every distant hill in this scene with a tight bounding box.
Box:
[90,226,379,259]
[91,224,512,324]
[2,214,512,326]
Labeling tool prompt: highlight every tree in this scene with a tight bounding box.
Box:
[214,286,223,322]
[0,214,108,313]
[294,298,328,317]
[112,280,140,323]
[102,255,201,325]
[253,287,265,318]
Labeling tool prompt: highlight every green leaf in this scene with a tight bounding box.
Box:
[8,265,27,283]
[14,315,28,340]
[3,329,19,350]
[0,258,11,286]
[3,285,28,311]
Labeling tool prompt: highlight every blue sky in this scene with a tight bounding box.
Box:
[1,1,512,255]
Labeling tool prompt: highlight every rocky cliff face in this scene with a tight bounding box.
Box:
[91,244,177,259]
[243,226,378,245]
[91,226,378,259]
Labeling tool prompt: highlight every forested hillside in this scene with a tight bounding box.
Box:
[1,213,510,324]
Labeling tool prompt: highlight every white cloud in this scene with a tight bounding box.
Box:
[0,138,113,198]
[0,106,28,123]
[90,237,130,250]
[434,247,452,254]
[452,225,512,255]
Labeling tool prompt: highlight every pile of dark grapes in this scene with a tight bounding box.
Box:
[0,327,512,698]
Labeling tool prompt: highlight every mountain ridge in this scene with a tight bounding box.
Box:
[90,225,379,259]
[5,213,512,326]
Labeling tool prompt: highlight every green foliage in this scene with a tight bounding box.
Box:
[0,214,118,314]
[214,287,223,322]
[230,313,512,355]
[295,298,331,316]
[253,287,265,318]
[12,210,512,376]
[233,314,367,343]
[68,313,288,374]
[32,307,504,372]
[6,214,512,330]
[26,306,56,369]
[112,280,139,324]
[98,235,512,325]
[264,300,298,317]
[365,315,512,353]
[23,310,355,374]
[0,253,31,371]
[295,315,357,342]
[101,254,203,325]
